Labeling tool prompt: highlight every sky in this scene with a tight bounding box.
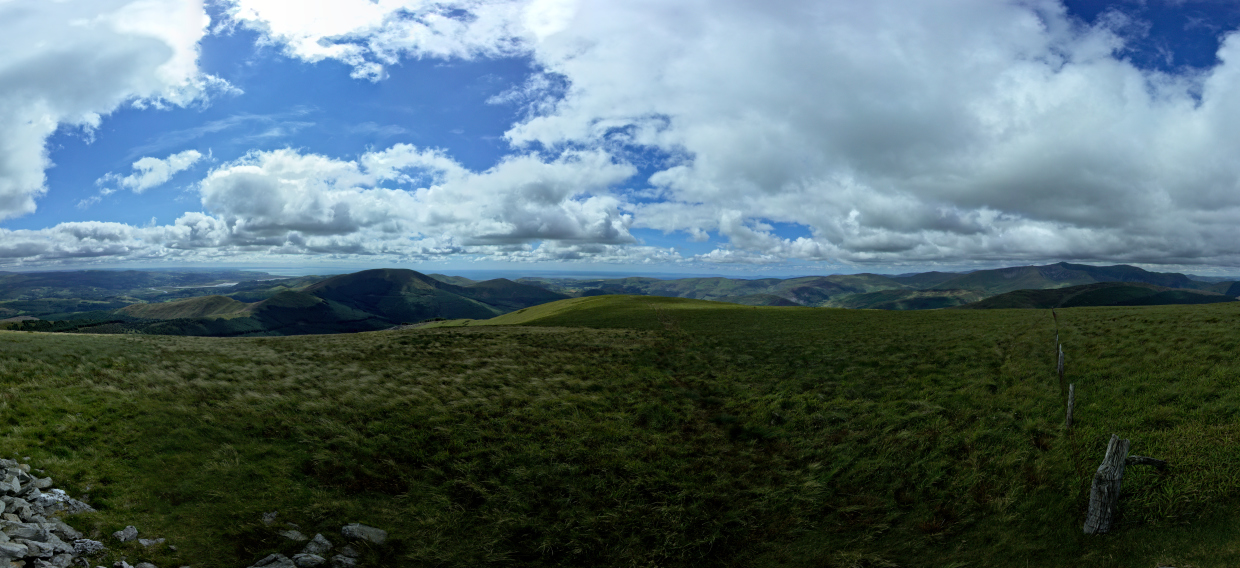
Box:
[4,0,1240,277]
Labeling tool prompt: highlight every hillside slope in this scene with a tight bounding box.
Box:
[119,295,250,319]
[932,262,1205,296]
[0,269,271,300]
[957,281,1234,309]
[521,274,908,306]
[456,278,571,311]
[93,269,574,336]
[304,268,501,323]
[518,263,1232,310]
[826,289,986,309]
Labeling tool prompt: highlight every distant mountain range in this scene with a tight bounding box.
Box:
[0,269,273,300]
[514,262,1237,310]
[955,281,1233,310]
[1,262,1236,336]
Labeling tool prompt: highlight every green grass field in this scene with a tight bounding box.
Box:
[1,296,1239,566]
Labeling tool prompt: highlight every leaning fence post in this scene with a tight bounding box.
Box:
[1084,434,1130,534]
[1066,383,1075,428]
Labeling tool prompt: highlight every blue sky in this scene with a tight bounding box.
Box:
[5,0,1240,277]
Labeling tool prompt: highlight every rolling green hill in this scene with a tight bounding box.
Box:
[454,278,571,311]
[0,298,134,318]
[931,262,1208,296]
[957,282,1235,309]
[887,270,962,287]
[427,273,478,287]
[826,288,986,309]
[303,268,502,323]
[0,269,272,300]
[522,274,909,306]
[242,290,391,335]
[712,293,800,306]
[68,269,575,337]
[119,295,250,319]
[518,263,1232,311]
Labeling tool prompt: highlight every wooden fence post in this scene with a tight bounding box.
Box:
[1084,434,1130,534]
[1066,383,1075,428]
[1057,344,1067,396]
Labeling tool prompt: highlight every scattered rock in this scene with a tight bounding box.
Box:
[278,530,308,542]
[112,527,137,543]
[261,511,278,526]
[134,563,158,568]
[292,553,326,567]
[242,518,392,568]
[137,538,163,548]
[340,524,385,545]
[71,539,104,556]
[247,553,296,568]
[302,534,332,556]
[329,556,356,568]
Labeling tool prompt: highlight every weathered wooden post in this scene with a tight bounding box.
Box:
[1057,344,1066,396]
[1065,383,1075,428]
[1084,434,1130,534]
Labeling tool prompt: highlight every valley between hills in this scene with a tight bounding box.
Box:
[0,265,1238,567]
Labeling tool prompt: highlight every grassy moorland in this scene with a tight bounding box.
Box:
[0,297,1239,566]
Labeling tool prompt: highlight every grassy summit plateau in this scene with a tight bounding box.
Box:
[1,297,1238,566]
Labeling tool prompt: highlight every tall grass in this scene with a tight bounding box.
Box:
[0,300,1238,566]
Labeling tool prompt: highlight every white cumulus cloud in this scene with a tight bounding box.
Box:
[194,144,634,246]
[0,143,655,267]
[223,0,536,80]
[0,139,676,266]
[99,149,205,194]
[223,0,1240,268]
[24,0,1240,269]
[0,0,230,221]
